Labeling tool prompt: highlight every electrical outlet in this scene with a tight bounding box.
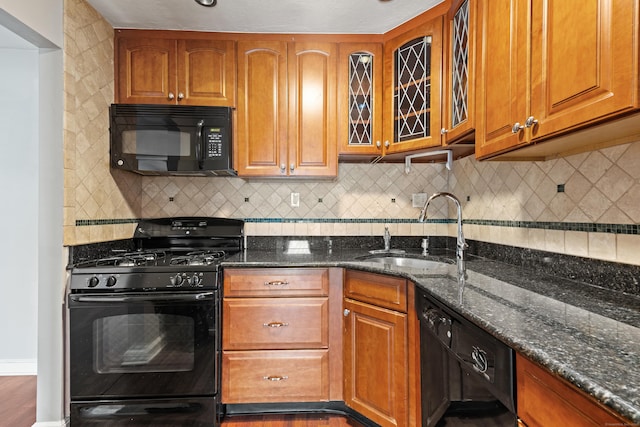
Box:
[412,193,427,208]
[290,192,300,207]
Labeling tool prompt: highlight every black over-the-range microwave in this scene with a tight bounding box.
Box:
[109,104,236,176]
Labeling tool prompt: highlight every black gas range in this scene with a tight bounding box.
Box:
[69,217,244,293]
[67,217,243,427]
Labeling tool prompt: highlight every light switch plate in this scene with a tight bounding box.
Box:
[291,192,300,207]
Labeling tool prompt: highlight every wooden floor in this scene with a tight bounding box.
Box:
[0,375,37,427]
[0,376,361,427]
[221,414,364,427]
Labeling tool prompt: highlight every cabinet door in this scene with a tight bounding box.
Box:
[235,40,289,176]
[116,37,177,104]
[529,0,637,140]
[344,298,408,427]
[516,353,631,427]
[383,17,443,155]
[288,42,338,177]
[475,0,529,159]
[442,0,477,144]
[337,43,384,158]
[178,39,236,106]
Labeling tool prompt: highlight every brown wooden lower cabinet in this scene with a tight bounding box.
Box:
[222,350,330,403]
[343,270,420,427]
[516,353,631,427]
[221,267,344,406]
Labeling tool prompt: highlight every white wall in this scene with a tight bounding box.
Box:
[0,2,65,426]
[0,46,39,372]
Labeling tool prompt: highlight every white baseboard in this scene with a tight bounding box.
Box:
[32,421,68,427]
[0,359,37,375]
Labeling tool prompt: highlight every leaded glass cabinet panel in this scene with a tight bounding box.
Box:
[442,0,477,145]
[338,43,383,158]
[383,17,442,155]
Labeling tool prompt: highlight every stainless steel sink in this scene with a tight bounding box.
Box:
[362,256,447,269]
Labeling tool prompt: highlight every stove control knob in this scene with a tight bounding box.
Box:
[190,274,201,286]
[88,276,99,288]
[172,274,184,286]
[106,276,117,287]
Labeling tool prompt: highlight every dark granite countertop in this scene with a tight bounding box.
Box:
[222,248,640,424]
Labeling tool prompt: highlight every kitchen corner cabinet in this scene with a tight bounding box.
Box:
[115,32,236,106]
[516,353,631,427]
[343,270,414,427]
[221,268,343,404]
[476,0,639,160]
[337,43,384,159]
[235,40,338,177]
[382,17,443,155]
[441,0,477,145]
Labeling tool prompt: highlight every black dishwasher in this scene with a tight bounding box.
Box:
[417,292,517,426]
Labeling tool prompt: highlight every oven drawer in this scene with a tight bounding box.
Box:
[223,297,329,349]
[221,350,329,403]
[223,268,330,297]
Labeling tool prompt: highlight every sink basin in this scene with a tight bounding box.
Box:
[362,256,447,270]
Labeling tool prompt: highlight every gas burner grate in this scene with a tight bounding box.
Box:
[95,251,167,267]
[170,250,226,266]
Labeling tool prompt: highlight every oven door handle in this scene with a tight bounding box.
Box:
[69,292,215,303]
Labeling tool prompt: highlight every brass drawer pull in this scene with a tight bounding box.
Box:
[263,375,288,381]
[263,322,289,328]
[264,280,289,286]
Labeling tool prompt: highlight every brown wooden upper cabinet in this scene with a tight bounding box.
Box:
[476,0,639,160]
[115,32,236,106]
[337,43,384,160]
[382,17,444,155]
[235,40,338,177]
[441,0,477,145]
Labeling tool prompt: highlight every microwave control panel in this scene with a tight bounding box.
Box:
[205,127,225,158]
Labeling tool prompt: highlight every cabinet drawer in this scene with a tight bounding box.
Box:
[223,298,329,349]
[222,350,329,403]
[344,270,407,312]
[224,268,330,297]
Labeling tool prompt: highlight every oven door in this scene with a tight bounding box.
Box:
[68,291,218,400]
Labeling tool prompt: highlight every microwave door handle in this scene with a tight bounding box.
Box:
[196,119,205,169]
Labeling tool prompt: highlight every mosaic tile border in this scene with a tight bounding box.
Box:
[75,218,640,235]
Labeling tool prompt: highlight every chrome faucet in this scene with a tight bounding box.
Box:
[418,192,468,277]
[383,226,391,251]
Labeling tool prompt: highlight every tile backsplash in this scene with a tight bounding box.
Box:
[65,0,640,267]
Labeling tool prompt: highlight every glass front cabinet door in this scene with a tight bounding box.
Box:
[442,0,476,145]
[338,43,384,160]
[383,17,443,155]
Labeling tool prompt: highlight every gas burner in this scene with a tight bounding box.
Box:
[95,251,167,267]
[170,250,226,266]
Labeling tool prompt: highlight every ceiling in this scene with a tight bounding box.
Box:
[85,0,444,34]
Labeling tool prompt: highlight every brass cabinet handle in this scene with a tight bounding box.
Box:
[263,322,289,328]
[263,375,288,381]
[264,280,289,286]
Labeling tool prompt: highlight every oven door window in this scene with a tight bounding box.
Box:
[94,313,194,374]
